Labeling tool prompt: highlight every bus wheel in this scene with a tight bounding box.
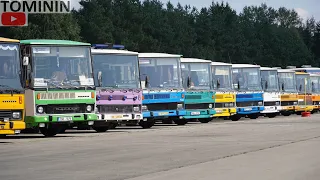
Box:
[267,113,277,118]
[230,115,241,121]
[248,113,259,119]
[173,119,188,126]
[198,118,211,123]
[39,126,58,137]
[109,123,117,129]
[139,120,155,129]
[281,111,291,116]
[93,126,108,133]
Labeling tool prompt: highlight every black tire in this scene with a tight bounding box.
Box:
[173,119,188,125]
[248,113,259,119]
[39,126,58,137]
[230,115,241,121]
[162,119,173,124]
[93,126,108,133]
[296,112,302,115]
[0,135,6,138]
[266,113,277,118]
[139,120,155,129]
[198,118,211,123]
[109,123,117,129]
[281,111,291,116]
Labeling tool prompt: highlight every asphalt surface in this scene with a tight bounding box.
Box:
[1,114,320,180]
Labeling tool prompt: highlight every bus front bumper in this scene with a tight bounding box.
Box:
[143,110,186,119]
[237,106,264,115]
[0,121,25,135]
[26,114,98,128]
[261,106,281,114]
[183,109,215,119]
[295,106,313,112]
[213,108,237,117]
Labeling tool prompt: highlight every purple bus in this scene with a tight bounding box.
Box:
[90,44,147,132]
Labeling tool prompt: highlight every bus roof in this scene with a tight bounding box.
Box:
[20,39,90,46]
[277,69,295,73]
[181,58,211,63]
[295,72,309,75]
[0,37,19,43]
[91,48,138,55]
[139,53,182,58]
[261,67,278,71]
[232,64,260,68]
[211,61,232,66]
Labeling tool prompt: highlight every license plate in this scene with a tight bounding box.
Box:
[191,112,200,115]
[57,117,72,122]
[159,112,169,116]
[0,125,4,129]
[244,108,252,111]
[112,115,123,119]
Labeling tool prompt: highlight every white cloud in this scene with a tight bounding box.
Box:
[295,8,310,20]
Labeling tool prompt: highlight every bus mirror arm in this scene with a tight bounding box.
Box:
[187,76,191,88]
[145,75,149,88]
[97,71,102,87]
[23,56,29,66]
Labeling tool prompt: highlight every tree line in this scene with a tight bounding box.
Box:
[1,0,319,68]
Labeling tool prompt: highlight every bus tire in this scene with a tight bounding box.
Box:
[230,115,241,121]
[139,120,155,129]
[248,113,259,119]
[39,126,58,137]
[93,126,108,133]
[173,119,188,125]
[198,118,211,123]
[267,113,277,118]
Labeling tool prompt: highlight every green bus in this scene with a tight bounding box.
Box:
[20,39,97,137]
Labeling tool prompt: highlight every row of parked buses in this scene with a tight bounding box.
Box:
[0,38,319,137]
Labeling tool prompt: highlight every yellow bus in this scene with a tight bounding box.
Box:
[277,69,298,116]
[0,37,25,136]
[211,62,236,118]
[294,72,313,114]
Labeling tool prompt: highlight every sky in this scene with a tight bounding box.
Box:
[72,0,320,21]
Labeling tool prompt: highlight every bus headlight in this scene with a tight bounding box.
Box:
[37,106,44,114]
[142,105,148,111]
[224,103,229,107]
[258,101,263,106]
[293,102,298,105]
[208,104,213,109]
[133,106,140,112]
[275,101,280,106]
[12,112,21,119]
[177,103,183,109]
[86,105,93,112]
[229,103,234,107]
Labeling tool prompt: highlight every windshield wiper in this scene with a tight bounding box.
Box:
[0,85,22,95]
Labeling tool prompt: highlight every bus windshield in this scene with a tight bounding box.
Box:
[311,76,320,93]
[139,58,182,89]
[296,74,311,94]
[92,54,140,89]
[278,72,296,92]
[181,63,211,90]
[212,65,232,90]
[0,43,22,90]
[31,46,93,89]
[261,70,279,92]
[232,67,261,91]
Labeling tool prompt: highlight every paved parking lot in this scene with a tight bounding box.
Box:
[1,115,320,180]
